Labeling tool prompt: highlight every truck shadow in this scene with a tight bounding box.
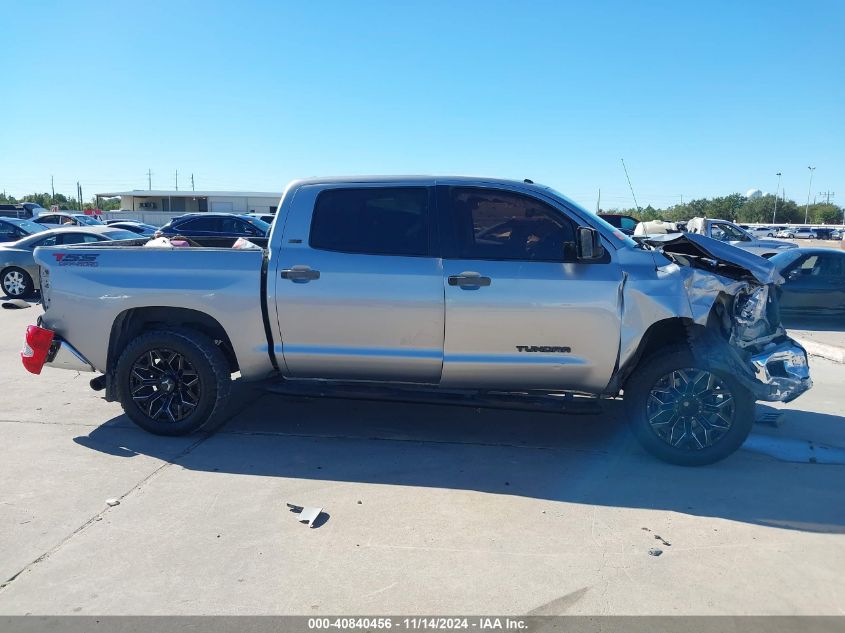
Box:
[74,383,845,534]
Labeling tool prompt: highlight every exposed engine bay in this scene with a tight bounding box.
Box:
[637,232,812,402]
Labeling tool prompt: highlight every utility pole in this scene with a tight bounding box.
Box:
[191,173,195,192]
[77,182,82,211]
[147,168,153,191]
[773,172,781,224]
[818,191,834,204]
[804,166,815,224]
[175,169,179,191]
[596,188,601,214]
[51,175,55,204]
[620,158,641,213]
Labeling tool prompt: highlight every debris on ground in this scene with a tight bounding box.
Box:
[654,534,672,546]
[287,503,324,528]
[105,498,120,507]
[2,299,31,310]
[648,548,663,557]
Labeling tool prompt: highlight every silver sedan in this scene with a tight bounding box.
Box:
[1,226,140,298]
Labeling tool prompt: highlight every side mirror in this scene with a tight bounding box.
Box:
[787,269,801,281]
[575,226,605,261]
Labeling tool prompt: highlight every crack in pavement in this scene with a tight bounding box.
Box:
[0,431,212,593]
[0,389,269,593]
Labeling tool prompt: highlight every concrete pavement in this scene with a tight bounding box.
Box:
[0,305,844,615]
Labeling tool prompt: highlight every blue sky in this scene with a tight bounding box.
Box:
[2,0,843,210]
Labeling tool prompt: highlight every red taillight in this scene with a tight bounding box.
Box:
[21,325,55,375]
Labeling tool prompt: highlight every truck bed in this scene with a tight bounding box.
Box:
[34,244,275,380]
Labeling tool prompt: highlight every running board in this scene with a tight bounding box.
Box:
[261,380,604,415]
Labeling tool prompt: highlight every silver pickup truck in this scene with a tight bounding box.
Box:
[22,177,811,465]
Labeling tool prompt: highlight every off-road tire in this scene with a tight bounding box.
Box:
[115,328,231,436]
[625,344,754,466]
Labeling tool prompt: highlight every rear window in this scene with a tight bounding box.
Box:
[310,187,430,257]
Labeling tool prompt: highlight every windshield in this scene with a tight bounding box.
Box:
[74,215,103,226]
[3,218,46,235]
[541,187,639,248]
[769,250,805,270]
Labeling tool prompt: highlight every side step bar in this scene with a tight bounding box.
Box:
[262,380,604,415]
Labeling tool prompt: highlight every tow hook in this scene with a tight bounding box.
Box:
[90,375,107,391]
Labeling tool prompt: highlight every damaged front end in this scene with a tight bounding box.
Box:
[644,233,812,403]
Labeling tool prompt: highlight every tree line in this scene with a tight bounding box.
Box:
[0,192,121,211]
[609,193,843,225]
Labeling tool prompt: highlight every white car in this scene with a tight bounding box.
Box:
[746,226,777,238]
[777,227,817,239]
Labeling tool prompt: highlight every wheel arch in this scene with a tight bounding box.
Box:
[106,307,237,399]
[612,317,698,392]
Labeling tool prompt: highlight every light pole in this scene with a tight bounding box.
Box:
[804,166,815,224]
[773,172,781,224]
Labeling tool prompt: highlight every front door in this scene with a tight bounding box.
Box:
[274,185,445,383]
[438,185,623,392]
[781,253,845,314]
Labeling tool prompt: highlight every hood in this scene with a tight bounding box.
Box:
[643,232,781,285]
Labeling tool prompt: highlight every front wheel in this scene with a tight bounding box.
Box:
[115,328,231,435]
[2,267,34,299]
[624,345,754,466]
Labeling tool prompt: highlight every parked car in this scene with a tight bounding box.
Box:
[598,213,639,236]
[247,212,276,224]
[811,227,838,240]
[0,202,48,220]
[771,248,845,317]
[0,217,48,244]
[37,212,103,228]
[746,226,777,238]
[24,176,811,466]
[777,227,814,239]
[1,226,140,299]
[680,217,796,258]
[156,213,270,246]
[105,221,158,236]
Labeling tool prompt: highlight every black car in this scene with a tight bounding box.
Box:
[157,213,271,247]
[770,248,845,317]
[0,217,47,243]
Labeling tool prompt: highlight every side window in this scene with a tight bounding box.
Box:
[448,187,576,261]
[310,187,430,257]
[32,235,59,247]
[179,217,219,232]
[39,215,59,225]
[812,255,843,277]
[57,233,90,245]
[221,217,257,235]
[620,217,638,231]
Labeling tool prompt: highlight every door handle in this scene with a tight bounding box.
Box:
[448,272,491,288]
[281,266,320,282]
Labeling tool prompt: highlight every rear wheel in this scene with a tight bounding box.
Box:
[2,267,34,299]
[625,345,754,466]
[115,328,231,435]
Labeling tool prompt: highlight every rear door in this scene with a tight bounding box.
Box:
[273,185,445,383]
[438,185,623,391]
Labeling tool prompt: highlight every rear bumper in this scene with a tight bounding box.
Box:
[46,339,95,372]
[749,339,812,403]
[22,325,94,374]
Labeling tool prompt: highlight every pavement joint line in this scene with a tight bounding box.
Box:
[0,394,257,595]
[793,336,845,365]
[0,418,133,428]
